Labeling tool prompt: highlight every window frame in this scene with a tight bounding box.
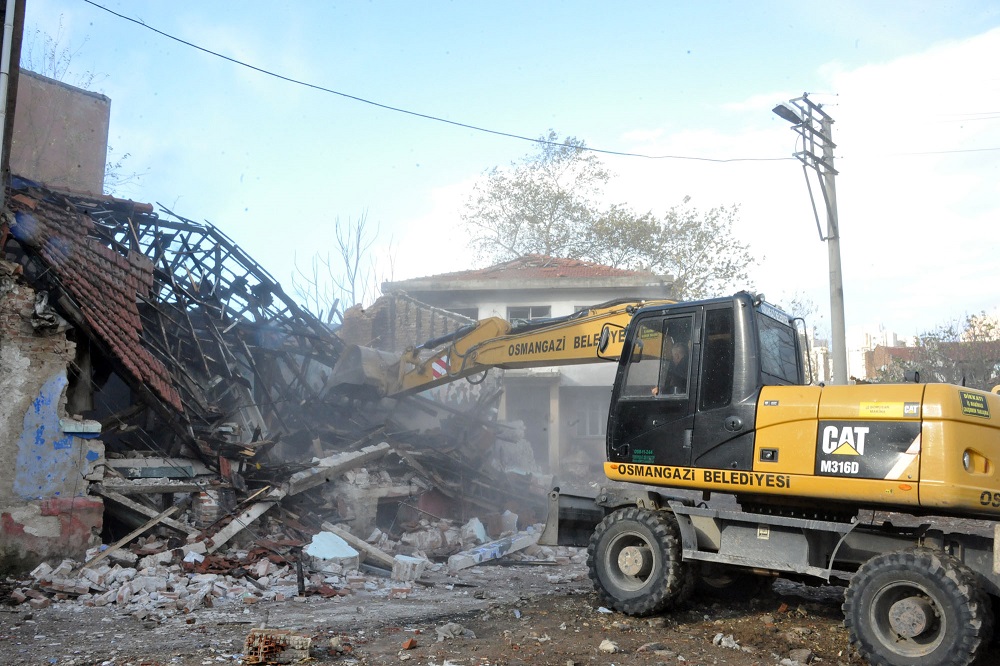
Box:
[506,305,552,321]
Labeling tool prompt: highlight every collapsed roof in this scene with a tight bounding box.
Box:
[5,177,350,465]
[2,179,542,538]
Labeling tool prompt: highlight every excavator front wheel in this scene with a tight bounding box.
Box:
[844,548,993,666]
[587,507,692,616]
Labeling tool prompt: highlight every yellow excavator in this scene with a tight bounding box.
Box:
[332,291,1000,666]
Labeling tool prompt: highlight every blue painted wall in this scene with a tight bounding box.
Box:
[12,371,101,500]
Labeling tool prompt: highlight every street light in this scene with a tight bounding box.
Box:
[773,94,848,385]
[771,103,803,126]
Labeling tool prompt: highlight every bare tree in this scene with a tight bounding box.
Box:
[20,16,99,88]
[291,213,393,324]
[873,313,1000,390]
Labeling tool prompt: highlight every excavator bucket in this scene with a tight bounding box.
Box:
[538,487,605,548]
[327,344,403,400]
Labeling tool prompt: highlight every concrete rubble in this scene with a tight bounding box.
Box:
[7,519,583,616]
[2,180,557,585]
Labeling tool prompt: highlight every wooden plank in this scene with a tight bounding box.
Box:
[204,498,279,553]
[100,482,204,495]
[321,521,396,570]
[108,457,212,477]
[96,488,198,535]
[80,503,182,570]
[447,531,539,572]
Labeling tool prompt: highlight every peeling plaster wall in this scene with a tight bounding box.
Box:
[0,261,104,571]
[12,372,104,499]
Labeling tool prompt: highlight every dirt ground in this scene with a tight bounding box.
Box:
[9,552,994,666]
[5,556,1000,666]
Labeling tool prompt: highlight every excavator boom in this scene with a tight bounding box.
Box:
[330,298,674,399]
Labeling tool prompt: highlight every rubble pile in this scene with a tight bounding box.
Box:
[2,179,555,579]
[7,518,583,616]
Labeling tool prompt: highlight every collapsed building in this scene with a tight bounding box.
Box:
[0,178,549,574]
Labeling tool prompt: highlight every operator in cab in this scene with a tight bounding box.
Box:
[664,342,689,394]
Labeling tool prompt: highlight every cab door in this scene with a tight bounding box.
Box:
[689,303,756,470]
[607,309,699,467]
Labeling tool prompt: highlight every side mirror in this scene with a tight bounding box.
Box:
[597,326,611,354]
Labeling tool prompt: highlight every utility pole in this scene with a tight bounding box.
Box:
[772,94,848,385]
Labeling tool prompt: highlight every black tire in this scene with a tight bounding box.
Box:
[843,548,994,666]
[587,507,692,616]
[695,564,772,601]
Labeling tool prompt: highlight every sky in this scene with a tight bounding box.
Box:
[20,0,1000,340]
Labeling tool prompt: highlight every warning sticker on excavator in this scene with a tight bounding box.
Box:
[859,402,920,418]
[431,355,449,379]
[960,391,991,419]
[814,421,920,479]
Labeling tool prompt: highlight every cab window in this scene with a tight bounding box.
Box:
[758,313,800,384]
[620,315,693,398]
[657,316,693,396]
[700,307,734,410]
[620,319,663,397]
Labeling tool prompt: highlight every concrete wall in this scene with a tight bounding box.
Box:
[0,261,104,572]
[10,69,110,195]
[339,292,472,353]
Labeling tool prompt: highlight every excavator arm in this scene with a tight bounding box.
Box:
[330,298,674,399]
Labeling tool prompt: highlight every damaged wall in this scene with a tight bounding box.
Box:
[340,291,473,352]
[10,69,111,195]
[0,260,104,571]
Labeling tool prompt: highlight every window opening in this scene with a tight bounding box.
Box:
[507,305,551,322]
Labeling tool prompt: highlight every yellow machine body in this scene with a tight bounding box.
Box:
[604,383,1000,518]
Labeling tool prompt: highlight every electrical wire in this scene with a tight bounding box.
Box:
[885,146,1000,156]
[80,0,792,164]
[79,4,1000,165]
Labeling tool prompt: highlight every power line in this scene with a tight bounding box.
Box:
[78,1,1000,163]
[80,0,791,164]
[885,146,1000,156]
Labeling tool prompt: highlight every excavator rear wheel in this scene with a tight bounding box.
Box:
[844,548,993,666]
[587,507,692,616]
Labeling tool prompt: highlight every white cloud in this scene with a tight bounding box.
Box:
[598,29,1000,336]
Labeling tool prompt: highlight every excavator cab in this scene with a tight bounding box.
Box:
[606,292,804,471]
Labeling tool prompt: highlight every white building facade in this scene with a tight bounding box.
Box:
[383,255,674,477]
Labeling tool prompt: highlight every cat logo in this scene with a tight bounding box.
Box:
[821,425,869,456]
[815,420,921,479]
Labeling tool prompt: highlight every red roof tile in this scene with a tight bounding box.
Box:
[405,254,655,282]
[9,193,184,413]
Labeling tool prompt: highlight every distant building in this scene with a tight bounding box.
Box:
[866,345,921,379]
[381,255,674,476]
[847,326,907,382]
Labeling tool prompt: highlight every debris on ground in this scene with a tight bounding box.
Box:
[3,181,560,612]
